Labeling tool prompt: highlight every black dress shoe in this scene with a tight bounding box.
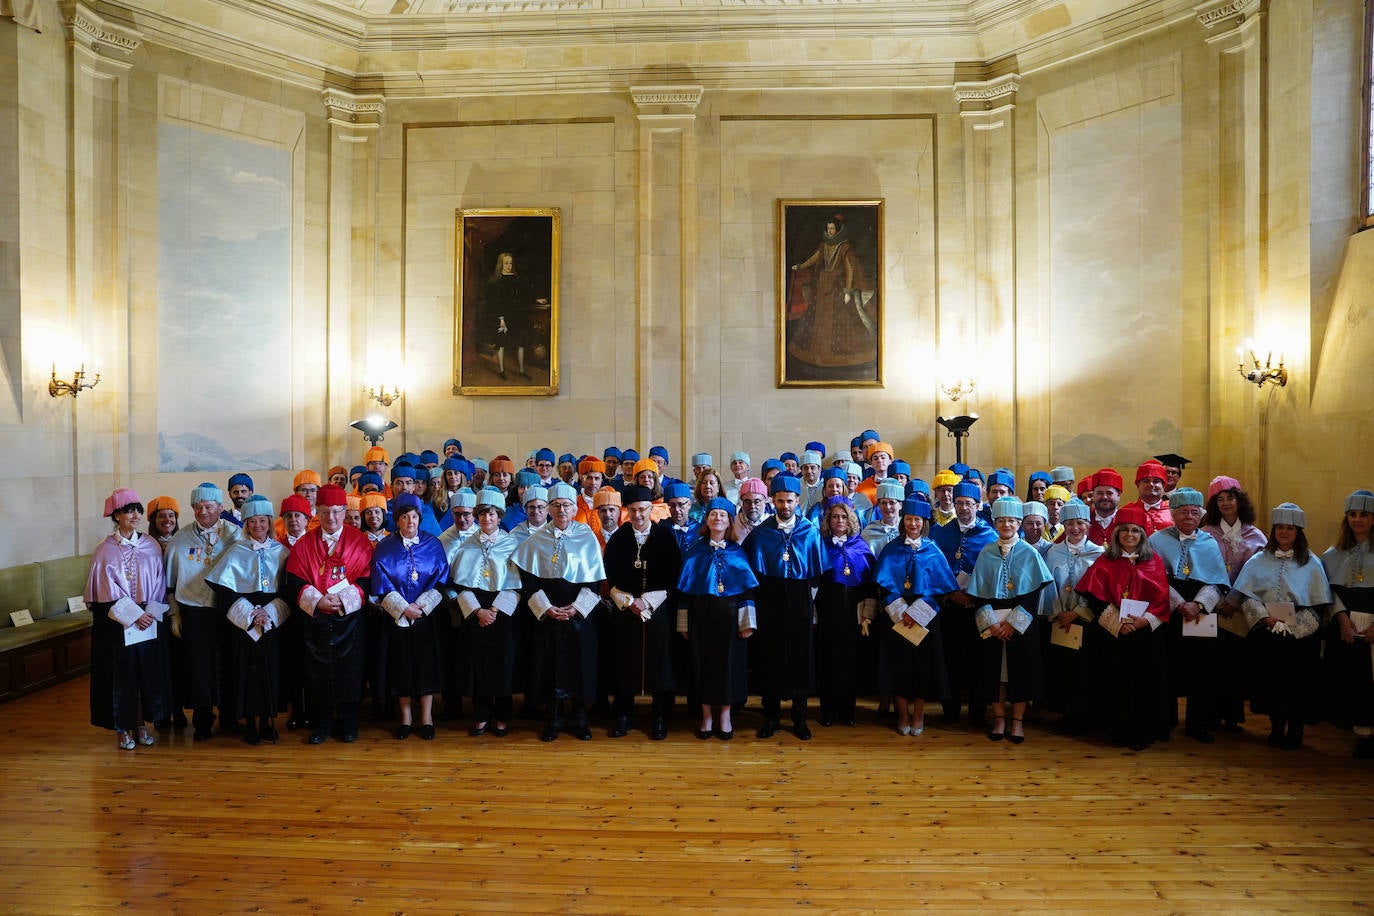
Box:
[340,728,359,743]
[419,724,436,741]
[650,718,667,741]
[843,719,857,728]
[260,723,279,744]
[491,724,510,737]
[696,727,713,740]
[610,717,630,738]
[819,715,834,727]
[571,725,592,741]
[242,726,260,746]
[469,723,488,737]
[395,724,412,740]
[714,728,734,741]
[757,719,779,739]
[793,722,812,741]
[308,728,330,744]
[193,728,213,742]
[541,726,560,742]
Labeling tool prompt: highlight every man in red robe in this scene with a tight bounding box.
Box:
[1086,468,1124,546]
[1119,460,1174,534]
[284,484,373,744]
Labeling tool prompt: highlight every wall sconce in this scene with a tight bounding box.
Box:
[364,383,403,408]
[1237,347,1287,389]
[940,378,976,402]
[49,362,101,398]
[350,414,398,446]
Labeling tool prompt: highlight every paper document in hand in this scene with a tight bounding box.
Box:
[1348,611,1374,634]
[1119,598,1149,618]
[1049,624,1083,650]
[1098,606,1123,637]
[895,621,929,647]
[124,622,156,646]
[1181,613,1218,638]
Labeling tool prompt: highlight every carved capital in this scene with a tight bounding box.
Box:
[323,88,386,131]
[954,73,1020,116]
[61,2,141,67]
[631,85,704,116]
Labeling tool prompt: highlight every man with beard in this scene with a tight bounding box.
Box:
[742,476,826,739]
[1086,469,1125,545]
[731,478,770,542]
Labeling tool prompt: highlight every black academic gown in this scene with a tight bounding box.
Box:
[603,523,683,708]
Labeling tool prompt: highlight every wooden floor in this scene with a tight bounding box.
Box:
[3,679,1373,914]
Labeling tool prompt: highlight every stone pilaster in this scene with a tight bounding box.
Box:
[632,85,701,469]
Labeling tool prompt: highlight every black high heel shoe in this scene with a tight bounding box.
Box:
[1008,718,1025,745]
[987,714,1006,741]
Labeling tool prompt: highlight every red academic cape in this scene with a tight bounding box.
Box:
[1075,554,1171,623]
[284,525,374,613]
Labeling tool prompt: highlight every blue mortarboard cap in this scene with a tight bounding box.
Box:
[780,451,798,463]
[805,441,826,455]
[991,496,1023,520]
[964,468,985,482]
[650,445,669,461]
[535,448,556,463]
[444,438,463,451]
[905,478,931,497]
[860,429,880,442]
[419,450,439,465]
[761,459,785,474]
[603,446,622,459]
[902,496,932,519]
[622,449,640,462]
[953,482,981,501]
[1060,498,1091,522]
[359,472,384,491]
[227,473,254,490]
[949,462,970,477]
[349,465,366,478]
[706,496,737,518]
[877,480,905,502]
[515,469,540,487]
[392,493,424,514]
[988,469,1015,491]
[889,460,911,478]
[664,482,693,501]
[770,475,802,496]
[191,482,223,505]
[391,464,417,481]
[559,453,575,465]
[1029,471,1052,485]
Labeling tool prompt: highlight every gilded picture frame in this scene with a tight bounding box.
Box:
[777,199,884,388]
[454,207,560,396]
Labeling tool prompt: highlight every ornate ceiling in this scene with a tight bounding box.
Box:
[80,0,1206,96]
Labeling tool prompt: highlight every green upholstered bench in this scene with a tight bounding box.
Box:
[0,556,94,703]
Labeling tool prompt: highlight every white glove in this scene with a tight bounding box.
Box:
[1271,620,1292,637]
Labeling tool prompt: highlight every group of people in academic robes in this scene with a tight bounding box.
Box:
[85,440,1374,760]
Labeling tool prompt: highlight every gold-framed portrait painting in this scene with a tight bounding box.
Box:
[454,208,560,396]
[777,199,883,388]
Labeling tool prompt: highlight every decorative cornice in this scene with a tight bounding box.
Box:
[323,88,386,129]
[62,2,141,63]
[954,73,1020,114]
[1194,0,1261,31]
